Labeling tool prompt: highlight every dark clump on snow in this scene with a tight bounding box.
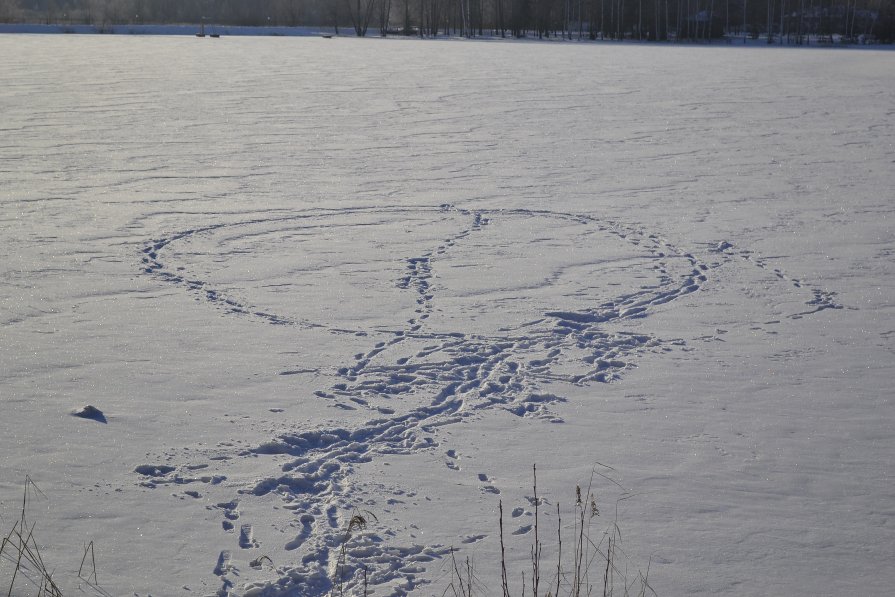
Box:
[72,404,107,423]
[134,464,176,477]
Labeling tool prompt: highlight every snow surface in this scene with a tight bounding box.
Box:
[1,34,894,596]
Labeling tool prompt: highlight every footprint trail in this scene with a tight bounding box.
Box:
[133,205,841,595]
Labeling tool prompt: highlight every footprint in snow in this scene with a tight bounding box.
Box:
[479,473,500,494]
[213,550,232,576]
[326,505,339,529]
[239,524,259,549]
[285,514,315,551]
[461,534,487,544]
[215,500,239,530]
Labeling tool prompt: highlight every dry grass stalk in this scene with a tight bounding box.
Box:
[531,464,541,597]
[442,549,480,597]
[1,476,62,597]
[500,501,510,597]
[330,508,378,597]
[1,477,109,597]
[450,464,656,597]
[78,541,98,585]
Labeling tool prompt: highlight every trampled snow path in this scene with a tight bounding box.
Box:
[133,204,841,595]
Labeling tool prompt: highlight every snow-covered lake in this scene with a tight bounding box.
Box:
[1,34,893,595]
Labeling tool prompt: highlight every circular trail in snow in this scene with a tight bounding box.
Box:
[136,205,710,595]
[140,204,706,337]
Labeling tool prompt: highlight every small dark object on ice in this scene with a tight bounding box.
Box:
[73,405,107,423]
[250,555,273,569]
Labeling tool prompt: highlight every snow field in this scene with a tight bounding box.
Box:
[1,34,893,595]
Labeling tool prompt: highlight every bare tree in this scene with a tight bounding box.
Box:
[495,0,506,36]
[345,0,377,35]
[0,0,21,23]
[276,0,304,26]
[378,0,392,33]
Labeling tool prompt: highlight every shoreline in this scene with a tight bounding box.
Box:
[0,23,891,48]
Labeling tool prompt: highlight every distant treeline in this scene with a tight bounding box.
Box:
[1,0,892,42]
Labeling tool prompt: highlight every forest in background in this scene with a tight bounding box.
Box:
[0,0,892,43]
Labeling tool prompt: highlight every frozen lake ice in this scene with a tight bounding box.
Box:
[1,34,894,595]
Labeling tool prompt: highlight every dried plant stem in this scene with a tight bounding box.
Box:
[555,501,561,597]
[500,501,510,597]
[603,537,611,597]
[531,463,540,597]
[2,478,64,597]
[445,464,654,597]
